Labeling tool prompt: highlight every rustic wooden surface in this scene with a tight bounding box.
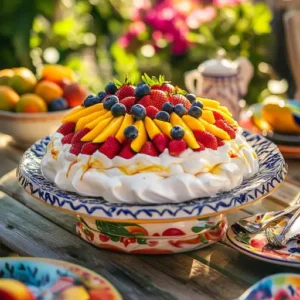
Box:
[0,132,299,300]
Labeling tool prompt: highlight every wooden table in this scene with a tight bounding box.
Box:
[0,133,300,300]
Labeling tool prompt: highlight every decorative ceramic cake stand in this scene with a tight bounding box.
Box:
[17,131,287,254]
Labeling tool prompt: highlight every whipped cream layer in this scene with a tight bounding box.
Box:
[42,131,259,204]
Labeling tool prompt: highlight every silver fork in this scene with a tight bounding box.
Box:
[265,206,300,249]
[234,204,300,234]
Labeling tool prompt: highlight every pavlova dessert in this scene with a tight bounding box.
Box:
[42,75,259,204]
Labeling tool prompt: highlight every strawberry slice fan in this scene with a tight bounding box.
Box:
[18,74,287,254]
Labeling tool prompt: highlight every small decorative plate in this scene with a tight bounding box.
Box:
[17,130,287,221]
[227,212,300,268]
[0,257,122,300]
[238,273,300,300]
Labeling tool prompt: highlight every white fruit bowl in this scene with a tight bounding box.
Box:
[0,109,72,149]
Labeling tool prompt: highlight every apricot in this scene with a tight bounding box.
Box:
[42,65,75,82]
[0,86,20,111]
[0,279,35,300]
[35,80,63,103]
[0,69,14,86]
[63,83,88,108]
[16,93,47,113]
[9,68,37,94]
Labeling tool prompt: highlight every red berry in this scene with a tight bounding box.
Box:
[194,141,205,152]
[216,137,225,147]
[115,85,135,100]
[120,96,136,112]
[99,136,121,159]
[70,142,84,155]
[168,94,191,109]
[215,119,236,139]
[168,139,187,156]
[146,105,159,119]
[138,95,151,107]
[81,142,100,155]
[99,233,110,242]
[193,130,218,150]
[212,111,224,121]
[149,90,168,110]
[71,128,90,144]
[61,132,74,144]
[140,141,159,156]
[152,83,174,93]
[57,122,75,135]
[118,143,136,159]
[153,133,169,153]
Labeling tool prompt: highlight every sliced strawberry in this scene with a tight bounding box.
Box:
[193,130,218,150]
[140,141,159,156]
[194,141,205,152]
[168,94,191,109]
[61,132,74,144]
[99,136,121,159]
[81,142,100,155]
[138,95,151,108]
[146,106,159,119]
[212,111,224,121]
[152,83,174,93]
[216,137,225,147]
[120,96,136,112]
[149,90,168,110]
[153,133,169,153]
[115,85,135,100]
[71,128,90,144]
[168,139,187,156]
[118,143,136,159]
[215,119,236,139]
[70,142,84,155]
[57,122,75,135]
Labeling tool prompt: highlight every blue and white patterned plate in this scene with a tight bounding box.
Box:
[17,131,287,220]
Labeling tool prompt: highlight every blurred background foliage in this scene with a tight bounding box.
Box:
[0,0,274,103]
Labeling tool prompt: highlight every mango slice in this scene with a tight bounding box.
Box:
[205,107,237,126]
[170,113,193,134]
[63,103,104,123]
[131,120,148,152]
[115,113,134,143]
[197,98,220,108]
[81,117,113,142]
[85,111,112,130]
[201,110,215,124]
[68,105,85,116]
[199,119,230,140]
[144,116,161,139]
[219,106,232,117]
[154,119,173,139]
[93,116,124,143]
[76,110,107,131]
[182,115,205,131]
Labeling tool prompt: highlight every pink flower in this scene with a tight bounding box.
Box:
[213,0,242,7]
[187,7,216,28]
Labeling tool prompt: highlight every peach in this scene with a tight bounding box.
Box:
[16,93,47,113]
[42,65,75,82]
[63,83,88,108]
[0,279,35,300]
[9,68,37,94]
[0,69,14,86]
[35,80,63,103]
[0,86,20,111]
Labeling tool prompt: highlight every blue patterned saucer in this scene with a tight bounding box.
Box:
[17,130,287,221]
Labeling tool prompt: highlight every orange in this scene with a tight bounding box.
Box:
[16,93,47,113]
[42,65,75,82]
[35,80,63,103]
[0,85,20,111]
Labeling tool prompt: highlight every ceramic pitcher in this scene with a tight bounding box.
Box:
[184,50,254,119]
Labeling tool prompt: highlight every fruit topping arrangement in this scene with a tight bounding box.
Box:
[57,75,238,158]
[0,65,88,113]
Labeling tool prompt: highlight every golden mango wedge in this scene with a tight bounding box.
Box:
[154,119,173,139]
[75,110,107,131]
[85,111,112,130]
[218,106,232,117]
[81,117,113,142]
[93,116,124,143]
[68,105,85,116]
[197,98,220,108]
[170,113,193,134]
[182,115,205,131]
[115,113,134,143]
[144,116,161,139]
[199,119,230,140]
[131,120,148,152]
[204,107,237,126]
[62,103,104,123]
[201,110,215,124]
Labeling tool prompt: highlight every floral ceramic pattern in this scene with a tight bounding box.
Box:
[17,130,287,220]
[0,258,122,300]
[227,212,300,267]
[76,215,228,254]
[238,273,300,300]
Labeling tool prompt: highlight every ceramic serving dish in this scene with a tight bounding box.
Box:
[17,130,287,254]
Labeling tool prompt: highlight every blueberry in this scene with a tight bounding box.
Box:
[171,125,185,140]
[136,81,145,87]
[174,104,187,117]
[186,93,196,103]
[162,102,174,114]
[155,111,170,122]
[111,103,126,117]
[97,91,107,101]
[105,82,118,94]
[134,84,151,99]
[192,100,203,109]
[188,106,202,118]
[130,104,146,120]
[83,95,101,107]
[124,125,138,140]
[103,95,119,110]
[48,98,68,111]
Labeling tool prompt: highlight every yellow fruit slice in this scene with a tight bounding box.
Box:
[93,116,124,143]
[144,116,161,139]
[69,105,85,116]
[131,120,148,152]
[76,110,107,131]
[85,111,112,129]
[154,119,173,138]
[182,115,205,131]
[199,119,230,140]
[81,117,113,142]
[197,98,220,108]
[62,103,104,123]
[201,110,215,124]
[219,106,232,117]
[204,107,237,126]
[115,113,134,143]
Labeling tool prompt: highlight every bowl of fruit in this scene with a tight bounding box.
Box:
[0,65,88,148]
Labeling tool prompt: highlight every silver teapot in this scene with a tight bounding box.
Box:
[184,50,254,119]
